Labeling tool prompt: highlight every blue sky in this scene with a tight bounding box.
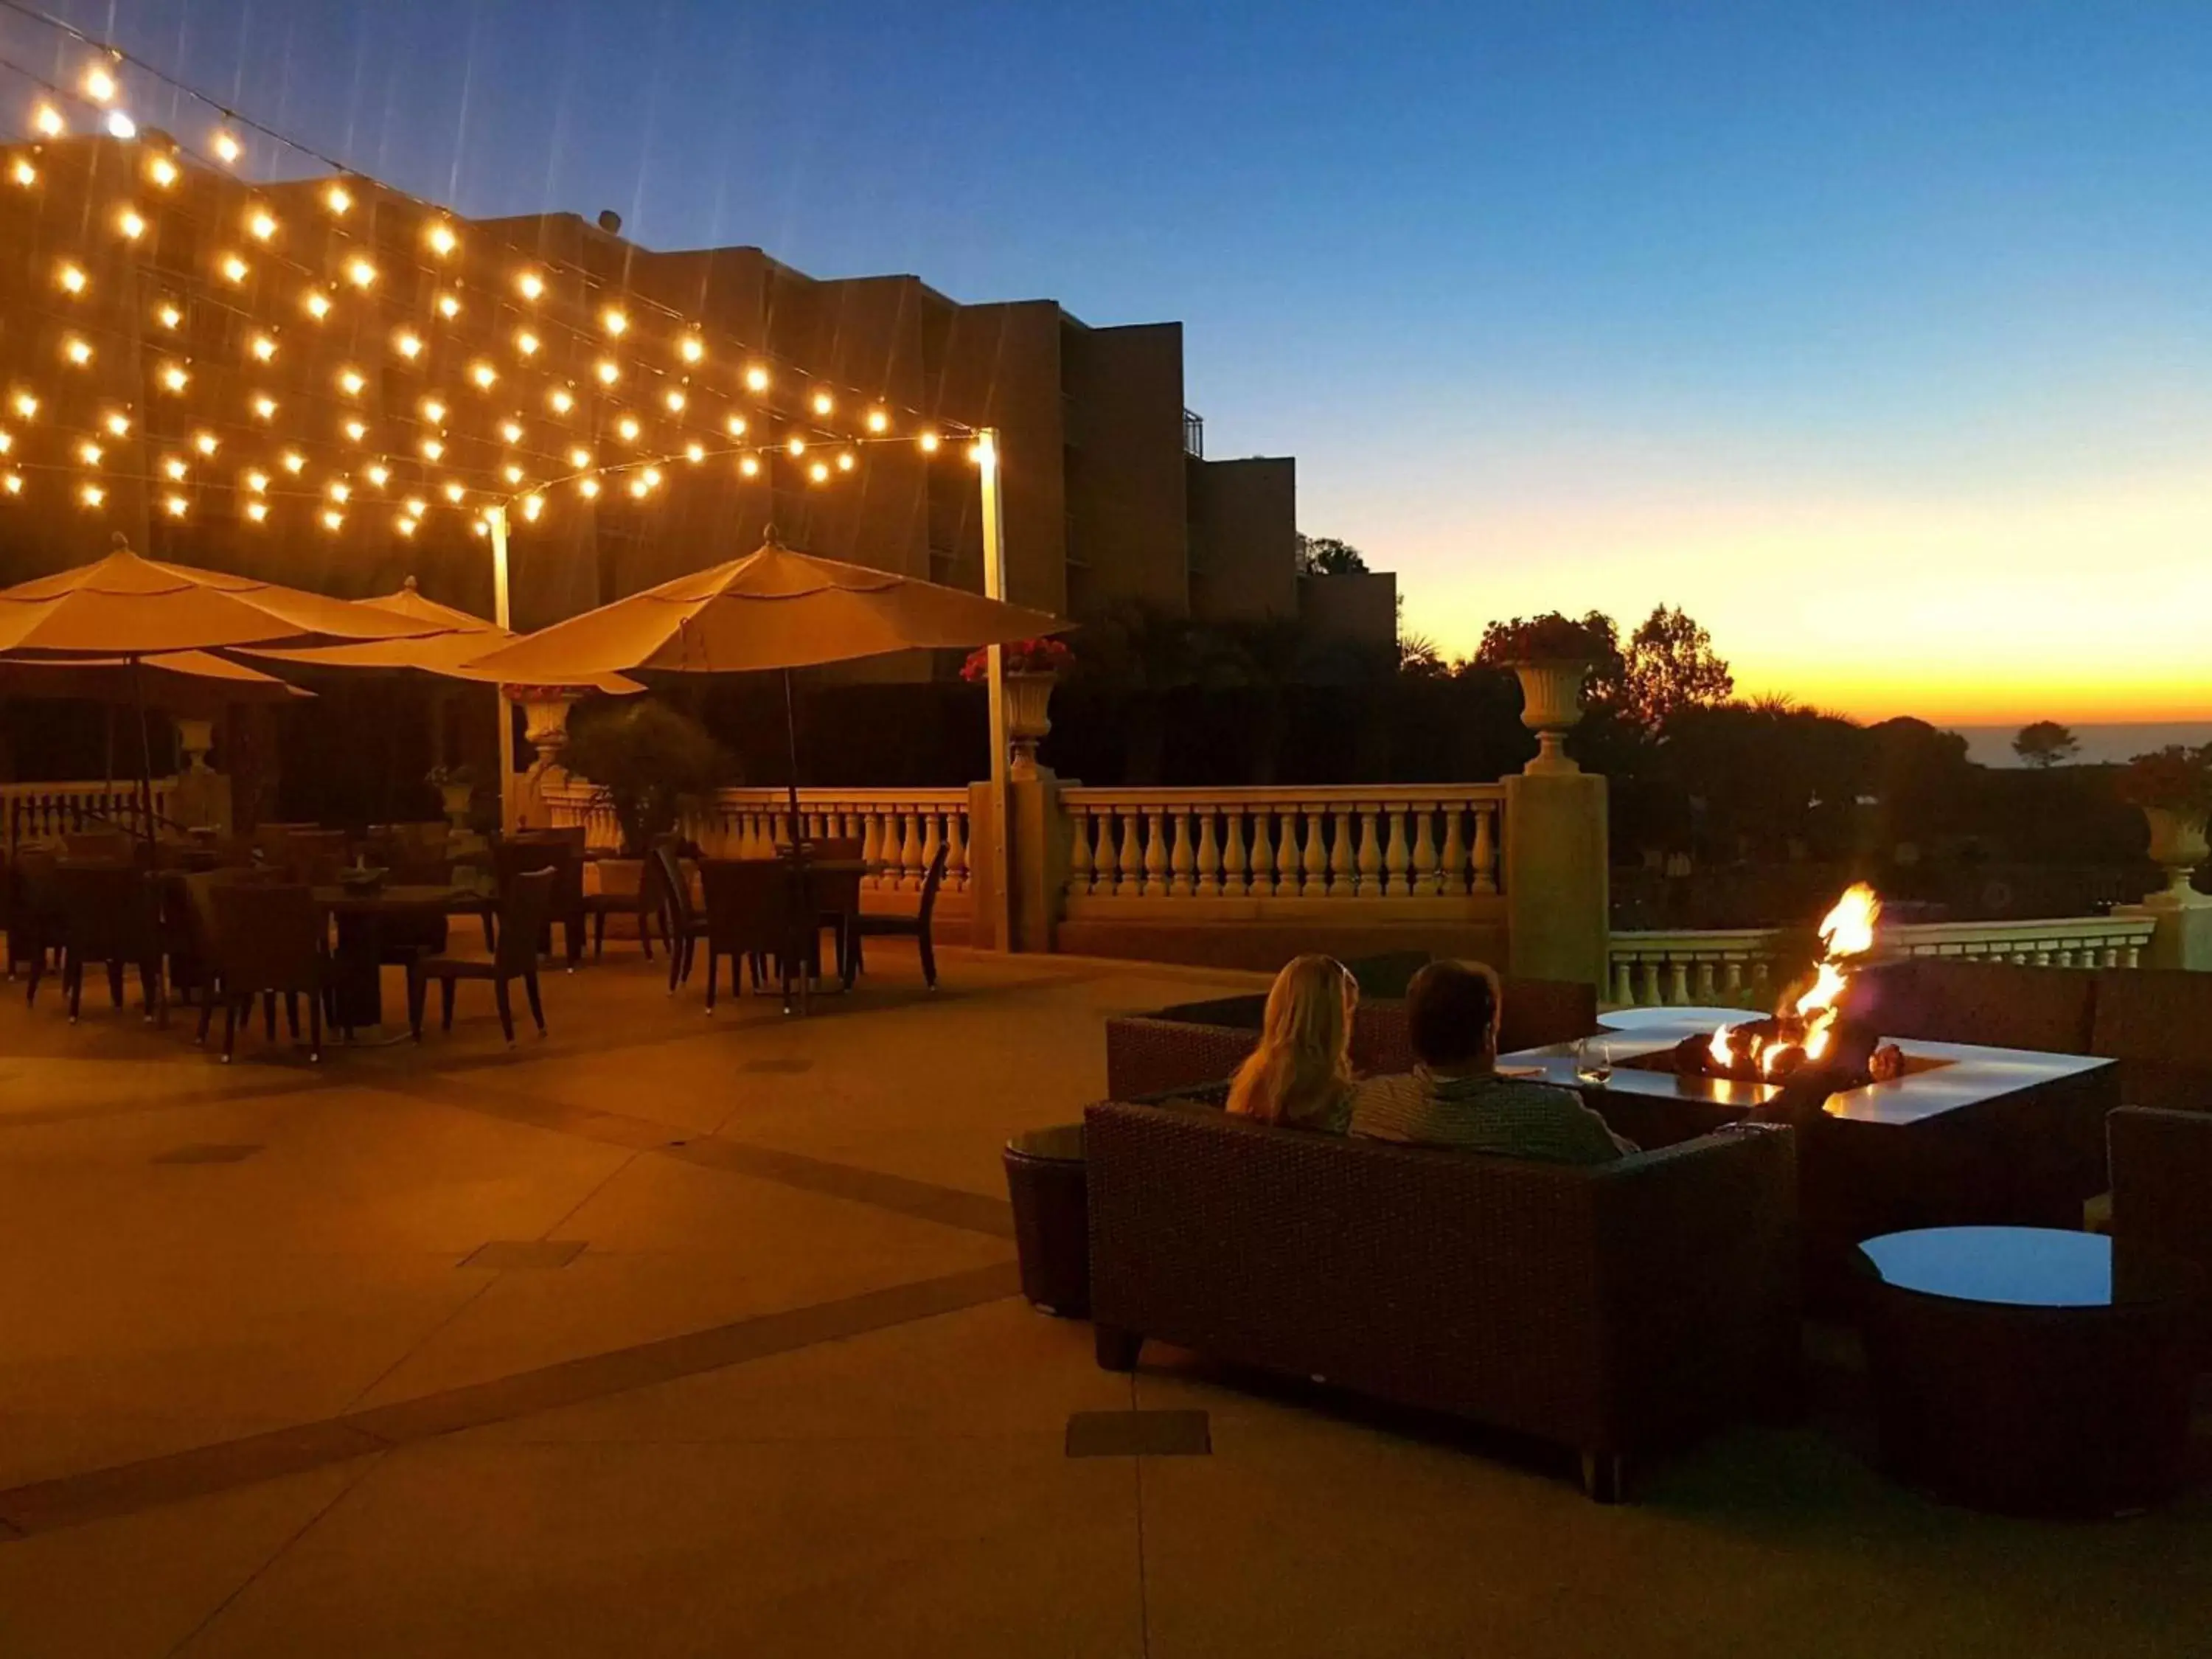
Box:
[19,1,2212,719]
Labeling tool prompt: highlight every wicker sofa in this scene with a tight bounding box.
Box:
[1105,973,1599,1103]
[1084,1096,1800,1500]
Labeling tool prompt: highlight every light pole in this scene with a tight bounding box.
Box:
[977,428,1013,953]
[489,503,515,831]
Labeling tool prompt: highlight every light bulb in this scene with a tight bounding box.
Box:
[515,330,539,357]
[594,359,619,385]
[117,209,146,240]
[786,437,806,457]
[443,481,465,503]
[305,291,332,320]
[643,466,662,488]
[420,397,447,424]
[342,419,366,441]
[521,494,545,522]
[812,392,834,416]
[282,450,305,473]
[627,476,650,498]
[83,66,118,104]
[194,431,219,456]
[321,509,344,532]
[616,415,640,442]
[160,364,189,393]
[105,111,136,140]
[80,482,105,508]
[472,518,490,538]
[220,253,248,283]
[329,481,350,504]
[437,292,461,319]
[664,389,686,414]
[338,368,366,397]
[79,441,103,466]
[579,477,601,498]
[58,263,86,294]
[503,464,524,486]
[346,257,376,288]
[366,464,390,488]
[395,514,417,537]
[918,431,940,453]
[0,431,9,453]
[500,420,524,443]
[34,105,63,139]
[518,270,544,300]
[13,392,37,418]
[164,494,188,518]
[836,451,856,473]
[1,473,19,495]
[725,414,747,437]
[602,307,627,335]
[548,388,574,414]
[403,497,426,518]
[11,158,35,187]
[324,183,352,215]
[63,336,93,366]
[254,396,279,420]
[248,209,276,241]
[248,333,276,362]
[867,409,889,434]
[212,128,241,164]
[421,437,445,461]
[245,500,268,523]
[148,155,178,188]
[103,411,130,437]
[163,457,188,481]
[156,302,182,329]
[427,221,457,256]
[679,335,705,364]
[568,446,592,469]
[469,361,496,389]
[745,365,769,392]
[394,330,422,359]
[684,441,705,464]
[809,461,830,484]
[245,470,268,494]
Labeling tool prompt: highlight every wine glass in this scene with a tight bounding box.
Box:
[1575,1036,1613,1086]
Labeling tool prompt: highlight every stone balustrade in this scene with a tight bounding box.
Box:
[540,782,972,902]
[3,779,178,850]
[1058,786,1506,914]
[1608,914,2162,1008]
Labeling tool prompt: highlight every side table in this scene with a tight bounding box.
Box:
[1003,1124,1088,1318]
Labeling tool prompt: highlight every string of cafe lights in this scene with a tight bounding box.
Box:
[0,10,987,539]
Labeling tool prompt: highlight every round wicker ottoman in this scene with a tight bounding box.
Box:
[1003,1123,1088,1318]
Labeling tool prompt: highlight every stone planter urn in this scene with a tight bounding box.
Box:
[439,782,475,835]
[1005,672,1057,782]
[175,717,216,773]
[1507,659,1590,775]
[2143,806,2210,900]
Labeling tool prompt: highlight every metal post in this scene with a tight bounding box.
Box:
[489,504,515,832]
[978,429,1013,953]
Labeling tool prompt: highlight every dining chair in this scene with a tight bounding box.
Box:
[583,853,664,961]
[654,842,709,994]
[408,868,554,1044]
[209,882,330,1062]
[282,830,352,885]
[9,846,63,996]
[50,861,162,1021]
[698,858,808,1014]
[494,837,585,969]
[846,841,950,990]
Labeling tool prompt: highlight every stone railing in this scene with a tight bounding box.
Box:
[3,779,178,851]
[1608,914,2163,1008]
[1059,785,1507,915]
[540,782,972,902]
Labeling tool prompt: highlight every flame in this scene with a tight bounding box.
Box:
[1818,882,1882,960]
[1708,1026,1733,1067]
[1709,883,1886,1082]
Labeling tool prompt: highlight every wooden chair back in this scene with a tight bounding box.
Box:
[915,841,951,928]
[700,858,804,957]
[494,869,557,975]
[53,862,157,959]
[211,883,323,994]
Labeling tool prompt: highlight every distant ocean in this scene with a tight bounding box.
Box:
[1946,723,2212,768]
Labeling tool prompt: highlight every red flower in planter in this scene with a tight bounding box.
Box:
[961,637,1074,683]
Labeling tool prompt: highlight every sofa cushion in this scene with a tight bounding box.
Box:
[2093,969,2212,1113]
[1852,959,2096,1054]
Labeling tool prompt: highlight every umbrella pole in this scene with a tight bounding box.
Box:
[781,667,804,849]
[130,655,167,1028]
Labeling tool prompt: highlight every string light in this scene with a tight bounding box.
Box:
[515,330,540,357]
[548,387,574,414]
[437,292,462,319]
[627,474,650,498]
[84,64,119,102]
[812,392,835,417]
[324,182,352,215]
[304,290,332,320]
[254,395,279,420]
[164,493,189,518]
[338,368,366,397]
[211,128,242,164]
[521,493,545,521]
[579,476,600,498]
[321,509,344,532]
[394,330,423,360]
[420,397,447,424]
[33,105,63,139]
[616,415,640,443]
[245,500,268,523]
[345,257,377,288]
[837,451,856,473]
[808,460,830,484]
[116,208,146,241]
[469,361,497,389]
[13,393,37,419]
[427,221,458,257]
[502,464,524,485]
[159,363,189,393]
[421,437,445,460]
[341,417,365,441]
[148,155,179,189]
[499,420,524,444]
[517,270,545,300]
[918,431,940,453]
[684,441,705,464]
[103,411,131,438]
[194,431,220,456]
[57,263,87,295]
[602,307,627,336]
[78,440,103,467]
[664,389,686,414]
[248,208,277,241]
[725,414,748,437]
[220,253,248,284]
[63,336,93,366]
[594,359,619,386]
[568,446,592,469]
[679,335,705,364]
[10,158,35,187]
[442,481,466,503]
[156,302,182,330]
[281,450,305,473]
[472,517,490,538]
[745,365,769,392]
[0,431,10,454]
[786,437,806,457]
[867,409,890,434]
[1,473,19,496]
[394,513,417,537]
[329,481,351,504]
[80,482,105,508]
[366,463,390,487]
[162,457,189,481]
[105,111,137,140]
[403,495,427,518]
[244,470,268,493]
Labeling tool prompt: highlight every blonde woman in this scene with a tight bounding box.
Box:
[1225,954,1359,1132]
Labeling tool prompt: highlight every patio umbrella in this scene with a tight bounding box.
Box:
[0,651,310,707]
[459,534,1068,830]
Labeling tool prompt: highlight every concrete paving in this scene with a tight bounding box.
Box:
[0,939,2205,1656]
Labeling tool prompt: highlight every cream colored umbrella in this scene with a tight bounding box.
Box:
[0,650,310,706]
[462,535,1068,827]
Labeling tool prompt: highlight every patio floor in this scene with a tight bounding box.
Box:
[0,939,2205,1657]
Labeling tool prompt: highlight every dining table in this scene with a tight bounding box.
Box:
[313,883,495,1032]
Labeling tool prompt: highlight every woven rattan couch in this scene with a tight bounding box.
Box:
[1084,1096,1799,1500]
[1105,973,1599,1103]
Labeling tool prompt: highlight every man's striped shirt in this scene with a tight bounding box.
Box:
[1349,1068,1635,1164]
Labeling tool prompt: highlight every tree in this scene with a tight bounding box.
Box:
[563,698,733,857]
[1618,605,1733,730]
[1397,632,1451,679]
[2012,720,2081,769]
[1295,535,1368,577]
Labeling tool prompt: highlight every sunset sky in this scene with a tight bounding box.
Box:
[21,0,2212,724]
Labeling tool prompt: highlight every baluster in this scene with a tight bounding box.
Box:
[1276,810,1300,897]
[1613,958,1637,1007]
[1411,807,1439,896]
[1667,959,1691,1005]
[1723,959,1745,998]
[1471,805,1498,894]
[918,812,945,889]
[947,812,971,892]
[1439,807,1468,896]
[859,811,886,890]
[1295,807,1323,896]
[1253,810,1278,896]
[1354,808,1382,897]
[1116,810,1142,897]
[1640,960,1663,1006]
[1143,810,1170,897]
[1382,809,1408,898]
[1195,810,1220,897]
[1168,811,1196,897]
[1321,808,1350,897]
[900,811,925,890]
[1220,808,1247,897]
[1065,807,1094,899]
[1695,961,1717,1001]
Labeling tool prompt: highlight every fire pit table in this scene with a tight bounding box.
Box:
[1506,1007,2121,1280]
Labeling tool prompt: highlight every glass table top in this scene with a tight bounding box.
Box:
[1860,1226,2199,1310]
